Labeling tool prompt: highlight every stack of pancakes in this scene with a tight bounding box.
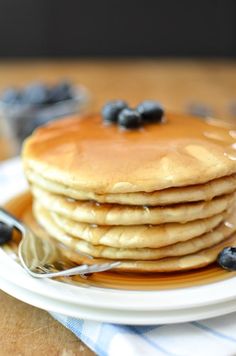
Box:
[22,113,236,272]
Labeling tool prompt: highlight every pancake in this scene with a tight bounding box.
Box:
[22,113,236,194]
[34,204,236,272]
[26,169,236,206]
[31,185,234,225]
[49,206,232,250]
[34,202,225,248]
[60,232,236,273]
[34,204,236,260]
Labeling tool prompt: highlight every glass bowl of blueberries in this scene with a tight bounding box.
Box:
[0,80,89,154]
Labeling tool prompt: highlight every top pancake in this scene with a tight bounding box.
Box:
[22,113,236,194]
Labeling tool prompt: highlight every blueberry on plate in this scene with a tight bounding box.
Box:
[137,100,164,123]
[217,247,236,271]
[118,108,142,129]
[0,222,13,245]
[102,100,128,124]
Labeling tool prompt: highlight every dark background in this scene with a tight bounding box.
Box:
[0,0,235,57]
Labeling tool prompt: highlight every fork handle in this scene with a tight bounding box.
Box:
[0,208,25,233]
[27,262,121,278]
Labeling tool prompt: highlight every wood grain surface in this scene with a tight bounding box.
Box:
[0,291,94,356]
[0,59,236,355]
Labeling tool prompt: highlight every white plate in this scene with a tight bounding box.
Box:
[1,247,236,313]
[2,273,236,325]
[1,158,236,324]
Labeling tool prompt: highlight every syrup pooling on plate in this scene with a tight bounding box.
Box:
[4,192,236,291]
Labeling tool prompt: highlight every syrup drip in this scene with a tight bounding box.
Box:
[229,130,236,139]
[66,197,76,203]
[224,152,236,161]
[224,221,235,229]
[204,131,232,142]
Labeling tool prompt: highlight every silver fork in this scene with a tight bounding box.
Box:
[0,208,120,278]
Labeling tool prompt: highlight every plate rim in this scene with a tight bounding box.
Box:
[2,247,236,311]
[1,273,236,325]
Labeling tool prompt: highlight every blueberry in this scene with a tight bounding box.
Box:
[102,100,128,124]
[23,82,48,105]
[217,247,236,271]
[0,222,13,245]
[137,100,164,123]
[1,88,22,104]
[118,108,142,129]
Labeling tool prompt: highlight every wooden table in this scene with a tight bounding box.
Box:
[1,59,236,354]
